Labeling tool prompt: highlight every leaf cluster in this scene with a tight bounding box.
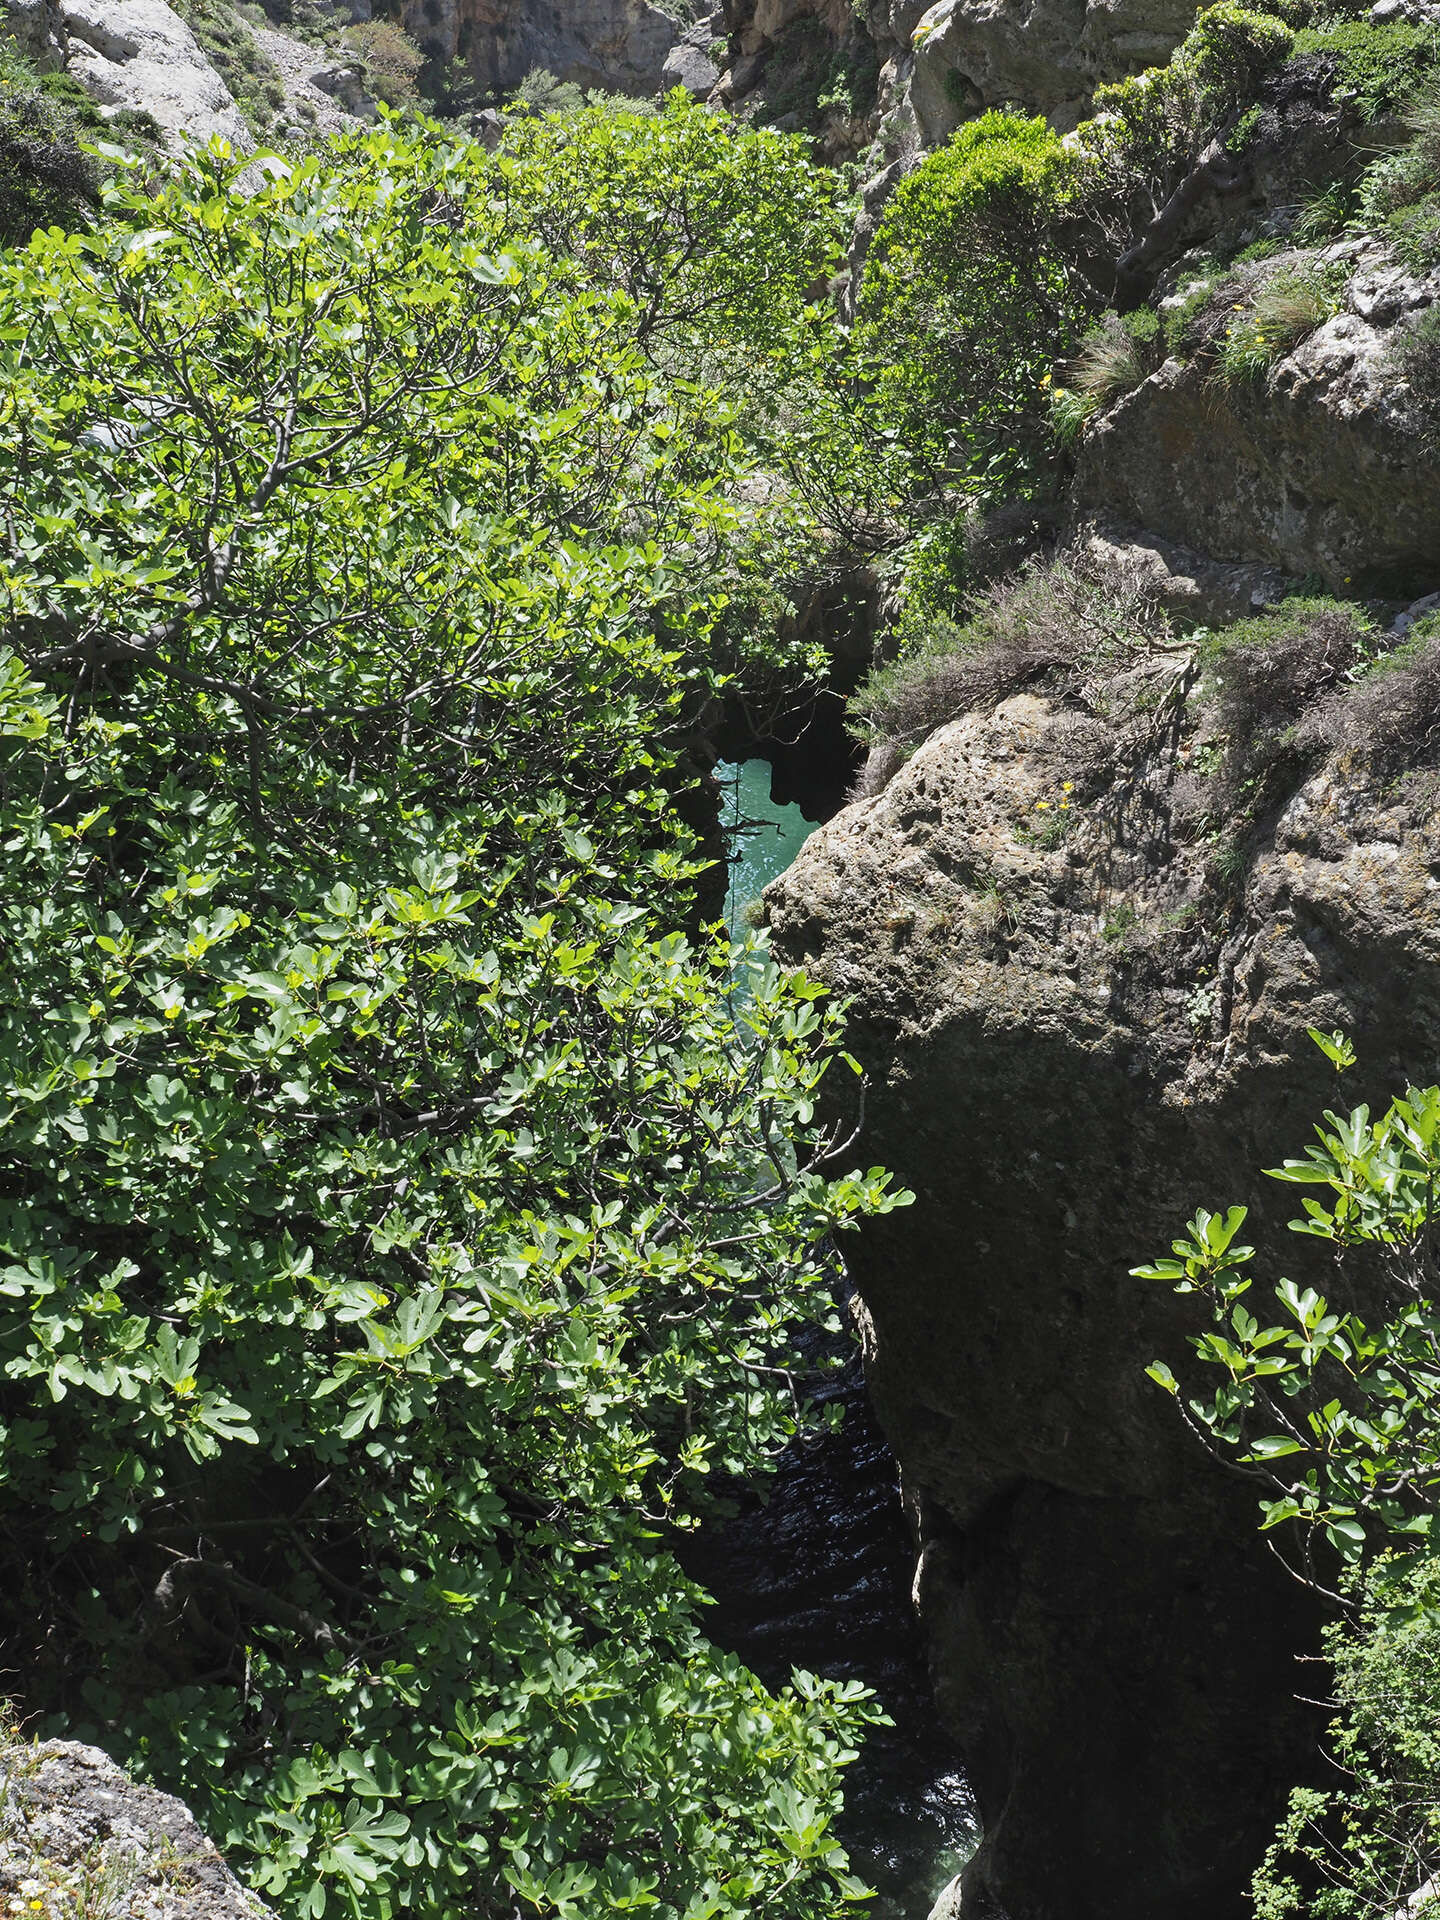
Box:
[1138,1036,1440,1587]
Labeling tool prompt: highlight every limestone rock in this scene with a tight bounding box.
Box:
[1074,249,1440,592]
[928,1872,966,1919]
[0,1738,272,1918]
[661,33,719,93]
[1077,522,1287,626]
[60,0,253,148]
[766,656,1440,1919]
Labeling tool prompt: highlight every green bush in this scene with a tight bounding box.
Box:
[0,123,907,1920]
[1185,1,1295,111]
[1290,18,1439,122]
[0,41,100,242]
[495,91,844,403]
[341,16,423,106]
[1253,1560,1440,1920]
[1081,1,1294,189]
[858,111,1089,496]
[1141,1051,1440,1917]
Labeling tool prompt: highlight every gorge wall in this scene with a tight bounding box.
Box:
[766,604,1440,1916]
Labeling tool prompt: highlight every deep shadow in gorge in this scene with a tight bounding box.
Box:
[696,687,1327,1920]
[677,1324,979,1920]
[756,670,1428,1919]
[684,708,979,1919]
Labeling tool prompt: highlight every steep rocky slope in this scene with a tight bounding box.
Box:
[2,0,370,146]
[766,596,1440,1916]
[5,0,253,143]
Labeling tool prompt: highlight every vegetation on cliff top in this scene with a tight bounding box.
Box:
[2,0,1440,1905]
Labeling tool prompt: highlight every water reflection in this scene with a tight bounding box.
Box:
[716,757,817,938]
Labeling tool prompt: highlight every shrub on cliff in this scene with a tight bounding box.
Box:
[1289,17,1439,122]
[858,112,1090,497]
[0,41,102,242]
[0,123,908,1920]
[1072,1,1296,287]
[1201,597,1377,802]
[849,548,1169,751]
[1140,1039,1440,1915]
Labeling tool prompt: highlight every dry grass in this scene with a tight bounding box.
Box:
[848,547,1173,758]
[1204,598,1373,799]
[1216,262,1345,381]
[1307,624,1440,764]
[1067,312,1150,404]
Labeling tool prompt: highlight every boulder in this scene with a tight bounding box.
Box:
[661,35,719,93]
[0,1737,272,1918]
[59,0,252,148]
[766,650,1440,1918]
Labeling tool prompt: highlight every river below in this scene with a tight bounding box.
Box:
[690,760,980,1918]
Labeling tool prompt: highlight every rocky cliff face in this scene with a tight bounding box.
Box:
[1075,246,1440,593]
[716,0,1202,169]
[896,0,1196,142]
[2,0,371,147]
[397,0,699,99]
[4,0,254,143]
[766,619,1440,1917]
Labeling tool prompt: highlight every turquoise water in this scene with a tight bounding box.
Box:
[717,758,817,936]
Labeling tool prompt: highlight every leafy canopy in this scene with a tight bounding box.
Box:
[1138,1033,1440,1586]
[0,119,908,1920]
[857,112,1090,500]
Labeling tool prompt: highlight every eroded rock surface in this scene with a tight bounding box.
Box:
[904,0,1195,138]
[7,0,254,146]
[766,662,1440,1919]
[0,1739,271,1918]
[1075,248,1440,591]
